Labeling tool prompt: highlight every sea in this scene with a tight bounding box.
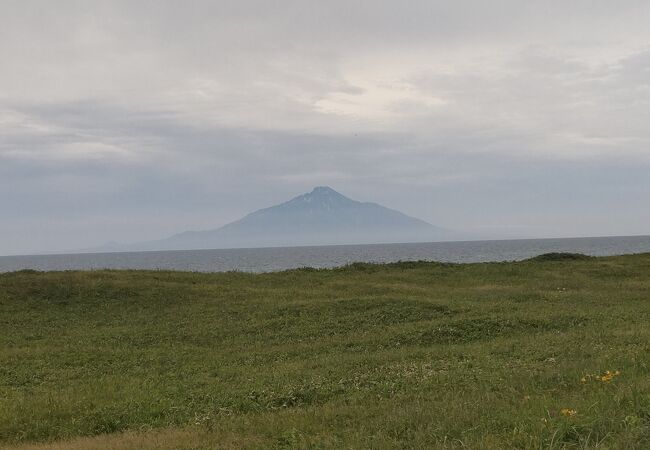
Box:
[1,235,649,274]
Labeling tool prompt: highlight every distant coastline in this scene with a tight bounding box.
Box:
[2,234,649,273]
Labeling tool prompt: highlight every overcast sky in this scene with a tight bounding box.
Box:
[1,0,649,255]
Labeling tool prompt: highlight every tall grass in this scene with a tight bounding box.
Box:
[1,254,650,448]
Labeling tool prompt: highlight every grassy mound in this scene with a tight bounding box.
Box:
[527,252,595,262]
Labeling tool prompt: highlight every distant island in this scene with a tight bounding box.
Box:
[98,186,452,252]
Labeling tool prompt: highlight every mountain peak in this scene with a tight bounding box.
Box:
[287,186,355,209]
[307,186,348,199]
[310,186,338,195]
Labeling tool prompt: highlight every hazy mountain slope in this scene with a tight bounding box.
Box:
[99,187,452,251]
[157,187,448,249]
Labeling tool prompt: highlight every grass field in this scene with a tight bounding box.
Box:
[1,253,650,449]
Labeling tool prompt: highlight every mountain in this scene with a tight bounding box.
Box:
[101,187,451,252]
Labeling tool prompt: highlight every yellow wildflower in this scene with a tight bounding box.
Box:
[583,370,621,383]
[596,370,621,383]
[560,408,577,417]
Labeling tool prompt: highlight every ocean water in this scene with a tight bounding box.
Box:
[1,235,650,273]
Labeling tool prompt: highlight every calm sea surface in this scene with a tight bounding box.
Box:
[1,235,650,273]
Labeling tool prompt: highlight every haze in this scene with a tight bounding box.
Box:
[1,1,649,255]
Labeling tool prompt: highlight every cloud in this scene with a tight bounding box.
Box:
[0,1,649,254]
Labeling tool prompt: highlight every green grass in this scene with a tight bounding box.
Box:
[1,253,650,449]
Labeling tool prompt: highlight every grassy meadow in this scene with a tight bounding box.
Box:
[1,253,650,449]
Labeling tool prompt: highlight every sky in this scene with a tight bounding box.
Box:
[1,0,649,255]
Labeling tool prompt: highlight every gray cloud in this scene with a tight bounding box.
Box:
[1,1,649,254]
